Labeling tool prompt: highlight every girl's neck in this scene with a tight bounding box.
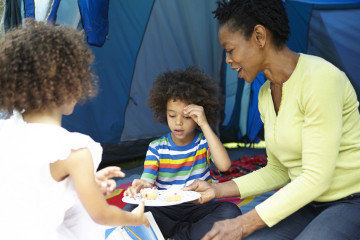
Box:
[22,108,62,126]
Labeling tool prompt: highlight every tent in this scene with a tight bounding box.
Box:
[2,0,360,165]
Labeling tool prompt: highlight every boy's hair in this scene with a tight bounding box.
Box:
[148,66,223,127]
[213,0,290,49]
[0,21,97,114]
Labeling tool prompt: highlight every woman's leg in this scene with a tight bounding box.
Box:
[244,204,317,240]
[295,194,360,240]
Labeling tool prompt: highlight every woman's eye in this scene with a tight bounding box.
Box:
[168,115,175,118]
[184,116,191,119]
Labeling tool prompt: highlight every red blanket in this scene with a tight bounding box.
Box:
[210,155,268,182]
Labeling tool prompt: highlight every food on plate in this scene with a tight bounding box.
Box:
[165,190,182,202]
[140,187,158,200]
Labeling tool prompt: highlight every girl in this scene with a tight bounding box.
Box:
[0,22,149,239]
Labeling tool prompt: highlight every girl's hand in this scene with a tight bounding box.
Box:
[131,200,150,227]
[95,166,125,195]
[124,179,153,197]
[184,104,208,128]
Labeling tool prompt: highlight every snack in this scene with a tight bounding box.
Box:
[165,191,182,202]
[140,187,158,200]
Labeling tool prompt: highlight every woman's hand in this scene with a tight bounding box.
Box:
[184,104,208,128]
[124,179,153,197]
[95,166,125,195]
[201,217,244,240]
[182,179,216,204]
[201,210,266,240]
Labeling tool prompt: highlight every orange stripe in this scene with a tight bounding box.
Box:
[159,154,207,169]
[144,165,158,170]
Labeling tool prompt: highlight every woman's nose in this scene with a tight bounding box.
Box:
[225,53,232,64]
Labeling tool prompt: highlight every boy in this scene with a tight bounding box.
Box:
[124,67,241,240]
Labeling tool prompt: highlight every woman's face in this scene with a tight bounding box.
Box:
[219,25,263,83]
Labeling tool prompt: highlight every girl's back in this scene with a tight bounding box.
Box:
[0,112,103,239]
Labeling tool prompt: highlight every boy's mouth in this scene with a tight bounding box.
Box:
[174,129,184,136]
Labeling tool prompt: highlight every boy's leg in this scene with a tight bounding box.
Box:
[123,204,181,238]
[172,202,242,240]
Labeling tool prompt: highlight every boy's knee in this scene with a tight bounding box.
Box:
[216,202,242,218]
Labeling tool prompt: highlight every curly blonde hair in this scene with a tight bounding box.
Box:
[0,21,97,114]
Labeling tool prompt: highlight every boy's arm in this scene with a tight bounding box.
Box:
[124,144,160,197]
[184,104,231,172]
[200,123,231,171]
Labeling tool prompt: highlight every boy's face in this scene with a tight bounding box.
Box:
[166,99,197,146]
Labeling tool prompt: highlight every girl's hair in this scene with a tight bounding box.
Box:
[0,21,97,114]
[213,0,290,49]
[148,66,223,128]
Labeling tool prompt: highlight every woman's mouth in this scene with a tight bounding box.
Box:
[236,67,243,78]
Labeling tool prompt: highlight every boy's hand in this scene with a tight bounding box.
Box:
[131,200,150,227]
[124,179,153,197]
[184,104,208,128]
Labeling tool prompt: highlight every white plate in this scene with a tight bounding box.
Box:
[122,190,201,207]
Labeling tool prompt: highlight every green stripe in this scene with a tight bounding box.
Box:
[141,173,157,180]
[158,162,207,178]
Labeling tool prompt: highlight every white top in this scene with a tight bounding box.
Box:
[0,112,104,240]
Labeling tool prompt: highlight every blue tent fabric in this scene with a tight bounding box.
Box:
[23,0,35,19]
[63,0,154,143]
[7,0,360,162]
[78,0,110,46]
[120,0,222,143]
[247,72,266,143]
[47,0,61,23]
[286,0,360,101]
[4,0,22,31]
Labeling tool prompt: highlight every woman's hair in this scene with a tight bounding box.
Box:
[213,0,290,49]
[0,21,97,114]
[148,66,223,127]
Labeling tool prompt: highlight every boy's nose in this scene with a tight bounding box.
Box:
[175,116,182,126]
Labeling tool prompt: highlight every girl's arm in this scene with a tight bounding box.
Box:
[64,148,149,227]
[184,104,231,171]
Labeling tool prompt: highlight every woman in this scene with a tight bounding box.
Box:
[184,0,360,239]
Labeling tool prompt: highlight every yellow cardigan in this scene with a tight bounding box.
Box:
[233,53,360,227]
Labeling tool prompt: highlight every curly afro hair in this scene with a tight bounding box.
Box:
[213,0,290,49]
[0,21,97,114]
[148,66,223,128]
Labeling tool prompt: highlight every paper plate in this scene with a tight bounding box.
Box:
[122,190,201,207]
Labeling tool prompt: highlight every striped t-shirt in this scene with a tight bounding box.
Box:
[141,130,213,190]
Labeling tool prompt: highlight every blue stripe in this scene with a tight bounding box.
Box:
[142,168,158,176]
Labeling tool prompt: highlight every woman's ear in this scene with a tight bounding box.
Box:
[253,24,267,49]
